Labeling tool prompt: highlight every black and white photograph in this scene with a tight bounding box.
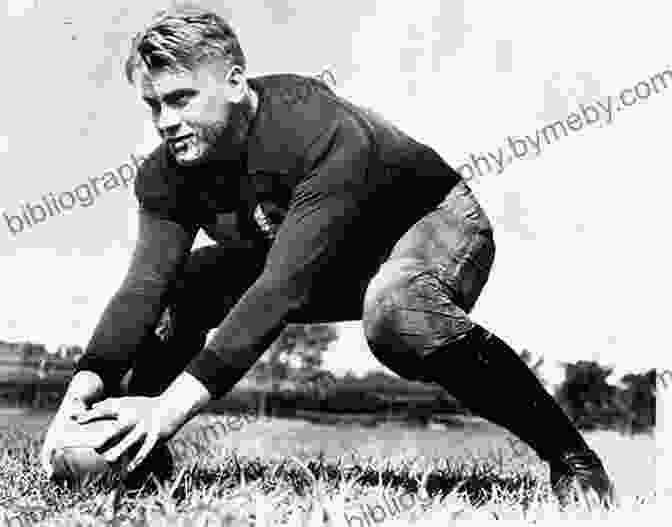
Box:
[0,1,668,524]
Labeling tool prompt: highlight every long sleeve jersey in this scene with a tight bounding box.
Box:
[75,74,463,399]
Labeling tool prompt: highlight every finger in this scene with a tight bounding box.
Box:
[96,419,136,453]
[67,406,86,420]
[103,427,145,464]
[127,434,158,474]
[76,399,119,423]
[91,398,119,411]
[65,397,87,420]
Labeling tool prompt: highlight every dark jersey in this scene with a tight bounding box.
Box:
[76,74,463,398]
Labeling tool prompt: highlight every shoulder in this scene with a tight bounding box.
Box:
[246,74,375,173]
[251,73,346,134]
[249,73,336,105]
[252,73,369,130]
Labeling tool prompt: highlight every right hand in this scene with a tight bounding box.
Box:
[40,371,105,476]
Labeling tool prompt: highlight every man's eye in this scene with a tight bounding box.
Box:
[166,94,192,108]
[173,95,191,108]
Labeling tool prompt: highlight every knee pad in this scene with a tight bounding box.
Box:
[363,258,475,379]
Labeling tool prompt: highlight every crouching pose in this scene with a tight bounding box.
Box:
[42,5,614,505]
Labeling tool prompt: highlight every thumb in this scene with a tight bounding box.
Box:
[76,398,119,423]
[65,397,88,420]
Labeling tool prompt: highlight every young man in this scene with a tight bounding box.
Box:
[42,6,614,505]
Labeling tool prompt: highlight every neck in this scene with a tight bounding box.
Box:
[236,84,259,150]
[204,88,258,165]
[248,86,259,121]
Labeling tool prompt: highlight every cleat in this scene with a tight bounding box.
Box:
[550,449,616,508]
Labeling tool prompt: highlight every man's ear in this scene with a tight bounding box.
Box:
[226,65,248,104]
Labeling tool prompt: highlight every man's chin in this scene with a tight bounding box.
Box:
[170,148,208,167]
[173,155,204,167]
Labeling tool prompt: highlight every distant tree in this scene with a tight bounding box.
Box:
[555,360,620,430]
[19,341,48,366]
[63,344,84,362]
[253,325,337,379]
[15,342,46,407]
[251,324,338,414]
[618,369,655,432]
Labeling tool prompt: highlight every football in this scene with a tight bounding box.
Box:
[48,415,135,487]
[44,408,175,489]
[47,415,174,489]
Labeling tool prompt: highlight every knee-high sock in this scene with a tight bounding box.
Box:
[421,324,589,463]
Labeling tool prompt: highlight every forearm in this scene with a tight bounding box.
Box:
[75,208,195,394]
[185,277,293,399]
[75,287,167,393]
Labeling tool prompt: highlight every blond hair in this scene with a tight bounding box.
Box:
[125,4,246,83]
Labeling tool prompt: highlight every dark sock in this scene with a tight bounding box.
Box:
[422,325,589,463]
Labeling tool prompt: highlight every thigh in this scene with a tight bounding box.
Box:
[171,241,268,329]
[168,240,268,333]
[285,259,372,324]
[374,181,495,314]
[291,183,496,324]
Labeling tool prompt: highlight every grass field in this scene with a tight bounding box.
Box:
[0,408,661,525]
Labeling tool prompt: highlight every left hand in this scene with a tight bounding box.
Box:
[76,395,186,474]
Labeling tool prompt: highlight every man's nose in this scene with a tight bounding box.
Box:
[157,106,182,136]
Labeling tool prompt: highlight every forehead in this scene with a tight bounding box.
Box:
[138,67,198,99]
[136,60,228,99]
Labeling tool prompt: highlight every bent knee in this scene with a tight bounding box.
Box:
[363,258,474,356]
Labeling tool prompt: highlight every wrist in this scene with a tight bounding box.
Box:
[160,371,212,423]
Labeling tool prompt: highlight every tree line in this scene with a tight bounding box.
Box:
[0,330,658,434]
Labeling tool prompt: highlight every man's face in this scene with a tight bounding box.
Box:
[137,60,249,166]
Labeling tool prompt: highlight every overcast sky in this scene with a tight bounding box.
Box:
[1,0,669,387]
